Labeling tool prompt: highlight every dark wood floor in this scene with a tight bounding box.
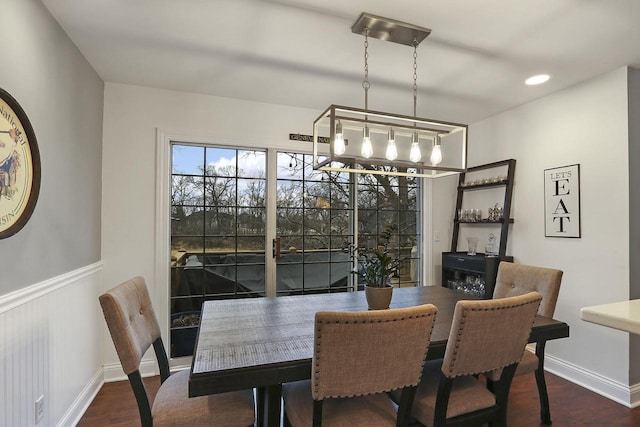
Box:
[78,372,640,426]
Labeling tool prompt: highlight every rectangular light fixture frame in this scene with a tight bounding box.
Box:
[313,105,468,178]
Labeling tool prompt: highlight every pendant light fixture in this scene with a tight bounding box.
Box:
[333,120,346,155]
[360,27,373,159]
[430,135,442,165]
[410,132,422,163]
[312,12,468,179]
[386,128,398,161]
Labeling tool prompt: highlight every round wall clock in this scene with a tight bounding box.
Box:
[0,88,41,239]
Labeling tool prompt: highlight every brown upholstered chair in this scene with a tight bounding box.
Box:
[282,304,438,427]
[408,292,542,427]
[99,276,255,427]
[493,262,563,424]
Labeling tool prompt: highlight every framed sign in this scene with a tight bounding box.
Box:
[0,88,41,239]
[544,164,580,238]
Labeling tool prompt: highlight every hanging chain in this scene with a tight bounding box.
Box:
[413,38,418,119]
[363,27,370,112]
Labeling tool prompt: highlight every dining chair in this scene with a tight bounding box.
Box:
[282,304,438,427]
[493,262,563,424]
[408,292,542,427]
[99,276,255,427]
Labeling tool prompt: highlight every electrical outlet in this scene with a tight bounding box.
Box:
[35,395,44,424]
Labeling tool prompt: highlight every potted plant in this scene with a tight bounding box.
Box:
[359,224,401,310]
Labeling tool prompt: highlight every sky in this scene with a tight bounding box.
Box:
[171,144,327,181]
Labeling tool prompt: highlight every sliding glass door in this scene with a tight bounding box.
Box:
[169,145,267,357]
[168,142,421,358]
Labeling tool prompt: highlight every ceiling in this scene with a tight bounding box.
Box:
[41,0,640,124]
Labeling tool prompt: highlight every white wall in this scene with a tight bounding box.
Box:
[1,1,105,425]
[0,0,104,295]
[102,83,321,372]
[627,68,640,384]
[434,67,634,404]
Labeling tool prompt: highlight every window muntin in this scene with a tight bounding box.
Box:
[170,145,266,357]
[356,168,420,287]
[169,145,421,357]
[275,153,354,295]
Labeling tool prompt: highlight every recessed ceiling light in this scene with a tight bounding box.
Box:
[525,74,550,86]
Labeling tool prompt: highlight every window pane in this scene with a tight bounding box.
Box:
[330,212,350,236]
[172,207,203,236]
[238,207,265,234]
[358,189,377,209]
[171,236,204,254]
[357,209,377,232]
[277,208,303,235]
[276,154,357,296]
[277,262,302,294]
[303,209,330,238]
[238,179,265,207]
[204,207,236,235]
[330,236,352,255]
[378,212,399,228]
[276,180,303,208]
[204,177,235,207]
[237,150,266,178]
[331,182,351,207]
[356,166,420,289]
[170,143,267,358]
[204,236,235,253]
[237,236,265,253]
[205,147,237,177]
[173,145,204,175]
[277,153,304,179]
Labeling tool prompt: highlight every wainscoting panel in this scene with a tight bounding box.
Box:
[0,263,103,427]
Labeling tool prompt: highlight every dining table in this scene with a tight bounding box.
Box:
[188,285,569,427]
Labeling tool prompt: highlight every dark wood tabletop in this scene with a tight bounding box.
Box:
[188,286,569,426]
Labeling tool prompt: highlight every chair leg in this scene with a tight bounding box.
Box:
[535,340,552,425]
[535,367,552,424]
[283,410,292,427]
[256,384,282,427]
[256,387,265,427]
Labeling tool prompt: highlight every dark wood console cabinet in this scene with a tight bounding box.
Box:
[442,252,513,299]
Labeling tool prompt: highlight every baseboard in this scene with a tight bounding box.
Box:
[544,352,640,408]
[57,368,104,427]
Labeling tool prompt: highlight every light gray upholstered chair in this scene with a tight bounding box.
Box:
[408,292,542,427]
[282,304,438,427]
[99,276,255,427]
[493,262,563,424]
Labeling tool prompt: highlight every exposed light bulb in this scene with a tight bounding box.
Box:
[409,132,421,162]
[385,128,398,161]
[334,120,346,155]
[361,126,373,158]
[430,137,442,165]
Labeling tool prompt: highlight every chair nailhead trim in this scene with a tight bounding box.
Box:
[444,297,541,377]
[313,310,436,398]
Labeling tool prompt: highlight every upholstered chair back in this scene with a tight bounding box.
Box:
[493,262,563,317]
[311,304,438,401]
[99,276,162,375]
[441,292,542,378]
